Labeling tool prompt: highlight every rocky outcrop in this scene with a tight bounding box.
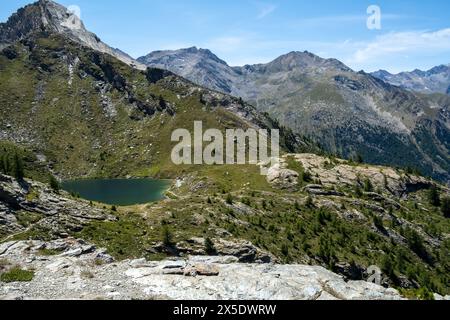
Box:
[265,153,438,198]
[289,154,435,197]
[0,174,115,240]
[304,184,345,196]
[149,238,277,264]
[266,163,299,190]
[0,239,410,300]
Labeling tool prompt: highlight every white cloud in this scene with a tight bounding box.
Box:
[351,28,450,65]
[256,3,277,19]
[300,15,366,26]
[289,14,405,28]
[205,36,246,52]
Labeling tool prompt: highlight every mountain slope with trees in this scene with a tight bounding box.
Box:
[139,49,450,184]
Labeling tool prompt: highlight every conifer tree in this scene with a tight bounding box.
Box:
[13,152,24,181]
[428,186,441,207]
[441,197,450,218]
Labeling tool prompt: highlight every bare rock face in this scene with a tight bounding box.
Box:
[0,174,116,240]
[150,237,277,264]
[304,184,345,196]
[138,47,238,94]
[289,153,434,197]
[0,0,145,69]
[266,163,299,190]
[0,239,411,300]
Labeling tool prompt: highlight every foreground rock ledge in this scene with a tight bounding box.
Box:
[0,240,404,300]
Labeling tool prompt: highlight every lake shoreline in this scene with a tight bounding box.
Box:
[61,178,172,206]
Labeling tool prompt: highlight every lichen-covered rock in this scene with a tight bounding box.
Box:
[290,153,435,197]
[0,240,409,300]
[266,163,299,190]
[151,237,277,264]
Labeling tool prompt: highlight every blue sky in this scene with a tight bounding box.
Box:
[1,0,450,73]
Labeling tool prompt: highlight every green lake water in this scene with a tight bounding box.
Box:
[61,179,171,206]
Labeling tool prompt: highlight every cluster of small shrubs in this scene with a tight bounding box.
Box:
[0,267,34,283]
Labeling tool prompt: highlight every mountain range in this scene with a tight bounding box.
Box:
[371,65,450,95]
[138,48,450,183]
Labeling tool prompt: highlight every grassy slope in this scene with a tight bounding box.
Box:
[0,33,277,180]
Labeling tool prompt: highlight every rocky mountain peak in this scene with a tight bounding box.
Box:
[184,46,199,53]
[0,0,81,43]
[371,70,392,78]
[263,50,351,73]
[137,46,236,93]
[138,46,229,68]
[428,64,450,75]
[272,50,324,66]
[0,0,145,69]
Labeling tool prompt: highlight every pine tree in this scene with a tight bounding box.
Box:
[1,152,11,175]
[354,184,363,198]
[381,254,395,278]
[281,243,289,256]
[226,193,233,205]
[364,178,373,192]
[441,197,450,218]
[428,186,441,207]
[0,153,6,174]
[204,237,216,255]
[356,153,364,163]
[13,152,24,181]
[262,200,267,210]
[373,215,384,231]
[158,95,167,109]
[162,225,173,246]
[305,196,314,208]
[49,175,60,192]
[5,153,11,175]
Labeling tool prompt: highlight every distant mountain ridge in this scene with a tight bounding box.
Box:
[371,65,450,95]
[139,48,450,183]
[137,49,351,96]
[138,47,239,94]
